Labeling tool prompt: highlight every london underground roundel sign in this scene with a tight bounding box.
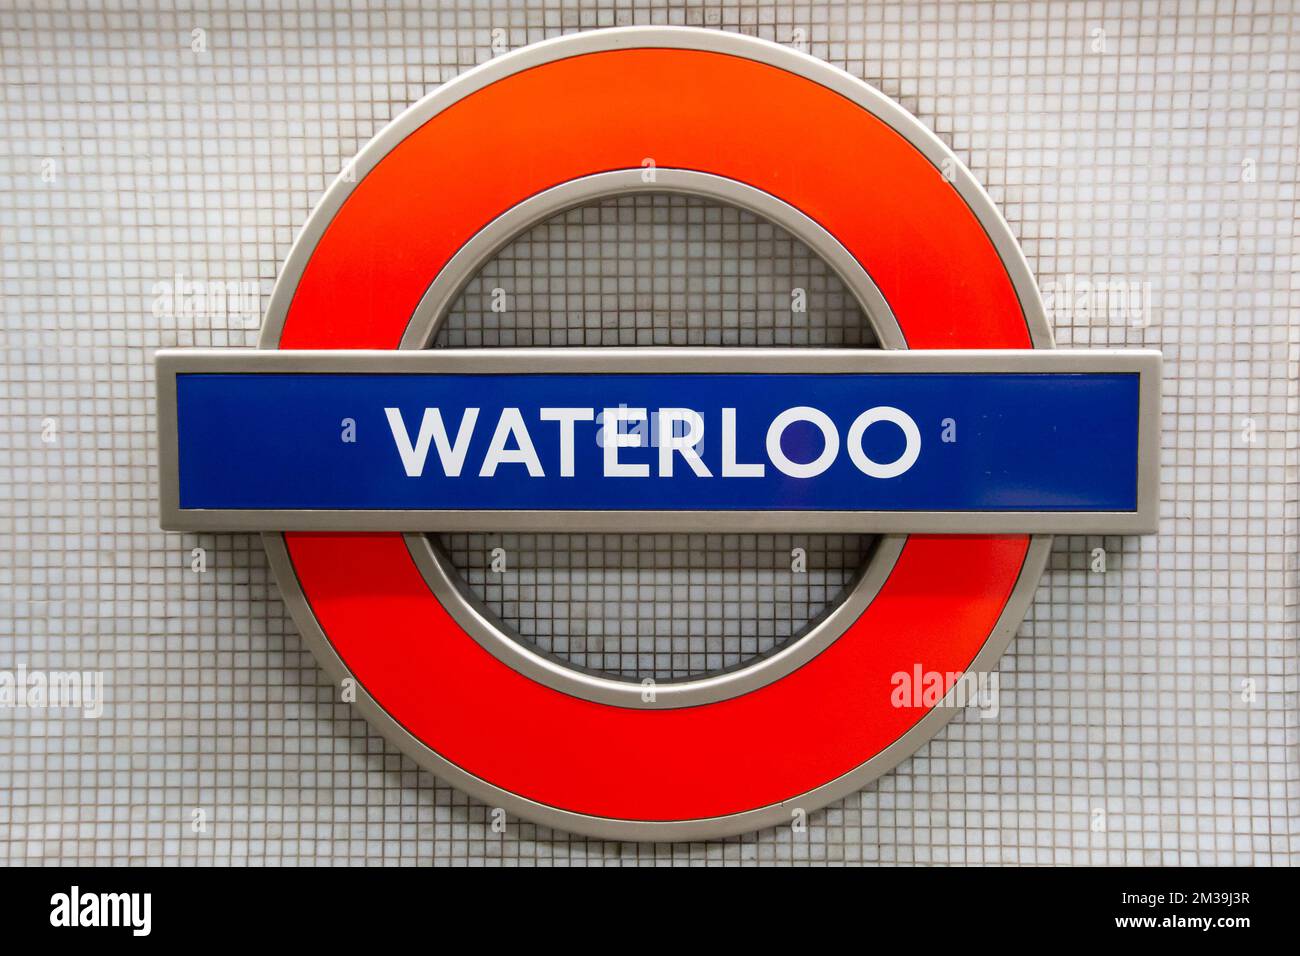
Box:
[155,27,1160,839]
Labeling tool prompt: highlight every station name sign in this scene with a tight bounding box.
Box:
[156,347,1159,534]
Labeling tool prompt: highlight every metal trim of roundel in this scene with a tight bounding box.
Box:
[258,26,1054,840]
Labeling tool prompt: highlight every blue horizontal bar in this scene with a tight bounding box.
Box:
[175,372,1139,513]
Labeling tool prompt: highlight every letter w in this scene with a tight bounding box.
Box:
[385,408,479,477]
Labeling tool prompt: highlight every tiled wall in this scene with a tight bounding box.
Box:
[1,1,1296,864]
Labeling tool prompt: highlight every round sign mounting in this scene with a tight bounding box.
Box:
[148,27,1160,839]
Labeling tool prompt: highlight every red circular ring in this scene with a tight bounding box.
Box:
[275,46,1034,822]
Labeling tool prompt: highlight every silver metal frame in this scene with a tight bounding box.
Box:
[410,533,905,709]
[255,28,1049,350]
[157,346,1160,535]
[397,168,905,350]
[154,25,1162,839]
[263,533,1053,840]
